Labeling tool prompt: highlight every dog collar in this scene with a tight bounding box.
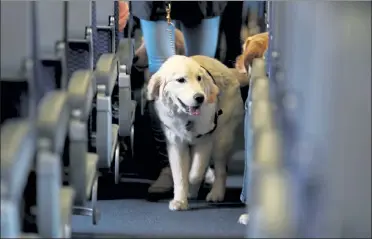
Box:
[192,109,223,138]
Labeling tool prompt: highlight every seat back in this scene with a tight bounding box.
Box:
[66,1,96,79]
[0,80,29,124]
[67,70,96,204]
[96,1,116,54]
[0,2,40,237]
[1,120,36,238]
[36,90,72,238]
[65,1,98,152]
[95,54,119,168]
[1,1,44,106]
[248,2,372,238]
[37,1,66,90]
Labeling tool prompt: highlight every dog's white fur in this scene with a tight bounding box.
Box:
[147,55,245,211]
[238,213,249,225]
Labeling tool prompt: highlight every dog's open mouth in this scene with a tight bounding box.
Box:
[177,98,201,116]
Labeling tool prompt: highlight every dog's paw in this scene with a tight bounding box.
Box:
[169,199,188,211]
[238,213,249,225]
[206,187,225,202]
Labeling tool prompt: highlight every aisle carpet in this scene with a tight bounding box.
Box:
[72,176,247,238]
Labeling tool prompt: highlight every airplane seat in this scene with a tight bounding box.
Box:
[36,91,76,238]
[94,54,121,183]
[67,70,100,225]
[1,120,37,238]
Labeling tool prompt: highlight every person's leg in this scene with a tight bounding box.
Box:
[220,1,244,68]
[246,1,261,36]
[180,17,221,57]
[146,101,174,195]
[240,88,252,204]
[239,76,253,225]
[140,19,176,194]
[140,19,176,74]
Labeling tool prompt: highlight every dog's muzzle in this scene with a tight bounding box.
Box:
[177,98,201,116]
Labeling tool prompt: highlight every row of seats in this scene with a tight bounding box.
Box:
[247,2,371,238]
[245,58,289,237]
[1,1,135,238]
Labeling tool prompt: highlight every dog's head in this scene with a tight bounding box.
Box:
[147,55,219,116]
[235,32,269,74]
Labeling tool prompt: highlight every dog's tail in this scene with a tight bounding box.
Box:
[229,68,250,87]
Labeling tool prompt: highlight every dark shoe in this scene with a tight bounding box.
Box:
[147,167,174,201]
[147,167,173,202]
[148,166,173,193]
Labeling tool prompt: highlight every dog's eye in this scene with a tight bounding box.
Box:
[197,76,202,81]
[176,78,186,83]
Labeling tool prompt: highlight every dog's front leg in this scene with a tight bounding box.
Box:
[167,142,190,211]
[188,141,213,199]
[206,132,234,202]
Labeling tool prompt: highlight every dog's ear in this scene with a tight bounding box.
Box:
[236,36,253,73]
[207,82,220,104]
[242,36,252,52]
[147,72,162,101]
[242,32,269,68]
[235,55,247,74]
[201,70,219,104]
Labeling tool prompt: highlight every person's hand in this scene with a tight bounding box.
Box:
[119,1,129,32]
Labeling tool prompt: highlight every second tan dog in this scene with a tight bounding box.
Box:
[235,32,269,75]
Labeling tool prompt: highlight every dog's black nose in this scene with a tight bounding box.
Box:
[193,93,205,104]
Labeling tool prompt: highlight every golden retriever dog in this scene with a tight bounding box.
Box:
[133,28,185,81]
[235,32,269,75]
[147,55,247,211]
